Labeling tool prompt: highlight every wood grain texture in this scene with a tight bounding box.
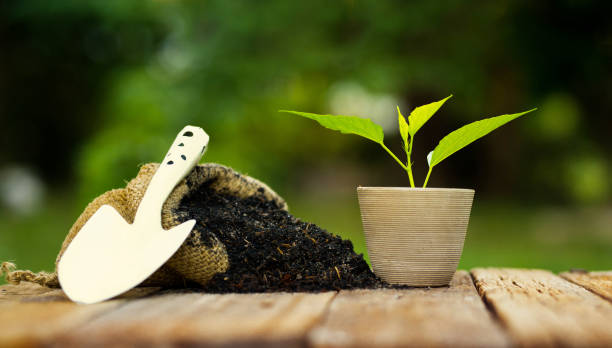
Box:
[309,271,510,348]
[0,281,67,303]
[60,291,336,347]
[0,294,118,348]
[471,268,612,348]
[0,283,161,348]
[560,271,612,302]
[5,270,612,348]
[0,282,160,303]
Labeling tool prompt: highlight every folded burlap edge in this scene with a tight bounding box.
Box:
[2,163,287,289]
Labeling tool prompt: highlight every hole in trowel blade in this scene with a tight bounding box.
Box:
[201,145,206,153]
[181,155,186,160]
[178,143,184,146]
[167,160,174,165]
[183,131,193,137]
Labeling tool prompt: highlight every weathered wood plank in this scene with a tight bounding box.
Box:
[471,268,612,348]
[560,270,612,303]
[0,283,161,348]
[59,291,336,347]
[0,282,161,303]
[308,271,511,348]
[0,281,68,302]
[0,296,119,348]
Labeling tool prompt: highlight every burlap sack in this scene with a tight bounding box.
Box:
[2,163,287,288]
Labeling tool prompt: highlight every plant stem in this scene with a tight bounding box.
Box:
[406,137,415,188]
[380,143,408,171]
[423,166,433,188]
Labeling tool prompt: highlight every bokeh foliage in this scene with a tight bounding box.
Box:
[1,0,611,278]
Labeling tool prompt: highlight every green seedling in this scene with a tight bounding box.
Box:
[280,96,536,187]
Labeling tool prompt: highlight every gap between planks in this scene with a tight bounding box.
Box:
[560,270,612,303]
[471,268,612,348]
[3,269,612,348]
[308,270,511,348]
[58,291,337,347]
[1,272,509,348]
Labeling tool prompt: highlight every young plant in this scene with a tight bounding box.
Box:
[280,96,536,188]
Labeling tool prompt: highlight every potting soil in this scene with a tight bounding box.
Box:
[175,178,384,292]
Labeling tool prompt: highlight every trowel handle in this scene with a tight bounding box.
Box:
[133,126,209,225]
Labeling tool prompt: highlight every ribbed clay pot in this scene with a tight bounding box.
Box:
[357,187,475,286]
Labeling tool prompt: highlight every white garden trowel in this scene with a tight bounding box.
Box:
[58,126,209,304]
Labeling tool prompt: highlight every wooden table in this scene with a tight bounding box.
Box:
[2,268,612,347]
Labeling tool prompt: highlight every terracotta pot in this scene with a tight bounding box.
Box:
[357,187,475,286]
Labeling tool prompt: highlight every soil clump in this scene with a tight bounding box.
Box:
[175,178,385,292]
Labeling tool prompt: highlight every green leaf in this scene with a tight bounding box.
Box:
[279,110,384,144]
[408,95,452,136]
[397,106,409,151]
[428,108,536,167]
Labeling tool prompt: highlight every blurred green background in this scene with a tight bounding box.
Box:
[1,0,611,284]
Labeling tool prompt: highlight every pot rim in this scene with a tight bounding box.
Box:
[357,186,474,193]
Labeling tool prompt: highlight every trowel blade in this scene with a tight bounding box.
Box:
[58,204,195,304]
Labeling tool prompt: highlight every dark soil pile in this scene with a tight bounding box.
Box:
[175,179,384,293]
